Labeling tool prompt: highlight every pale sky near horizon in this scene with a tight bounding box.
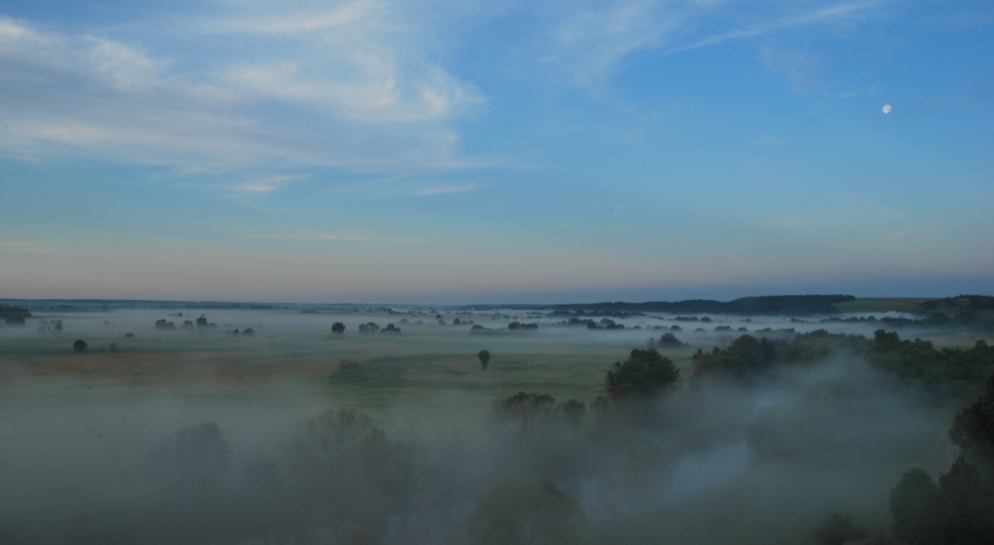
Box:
[0,0,992,304]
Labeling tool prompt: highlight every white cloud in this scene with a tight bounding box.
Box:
[0,6,483,171]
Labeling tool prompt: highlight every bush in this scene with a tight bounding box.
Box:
[72,339,88,352]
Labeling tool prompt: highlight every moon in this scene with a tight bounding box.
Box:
[882,104,892,114]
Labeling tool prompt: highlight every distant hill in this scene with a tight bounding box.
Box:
[548,295,856,316]
[917,295,994,316]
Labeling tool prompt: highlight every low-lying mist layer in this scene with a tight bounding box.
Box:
[1,309,993,544]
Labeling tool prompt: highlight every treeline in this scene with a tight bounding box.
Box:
[549,295,855,316]
[690,329,994,401]
[0,304,31,318]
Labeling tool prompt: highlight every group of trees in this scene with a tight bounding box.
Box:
[155,315,218,331]
[605,348,680,401]
[889,458,993,544]
[357,322,402,334]
[887,368,994,544]
[688,329,994,400]
[491,393,587,444]
[648,332,683,348]
[36,319,62,333]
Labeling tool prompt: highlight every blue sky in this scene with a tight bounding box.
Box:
[0,0,992,303]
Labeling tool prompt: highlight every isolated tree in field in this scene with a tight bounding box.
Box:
[72,339,88,352]
[331,322,346,335]
[196,314,208,327]
[605,348,680,401]
[468,473,582,545]
[478,349,491,371]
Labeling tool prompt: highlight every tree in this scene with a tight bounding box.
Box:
[656,332,682,347]
[889,459,994,545]
[933,456,994,544]
[147,422,231,499]
[493,393,557,444]
[359,322,380,334]
[298,409,375,469]
[479,349,491,371]
[949,370,994,470]
[890,467,939,544]
[332,322,346,335]
[72,339,88,352]
[813,513,867,545]
[381,323,401,334]
[605,348,680,401]
[154,319,175,330]
[468,473,582,545]
[196,314,208,327]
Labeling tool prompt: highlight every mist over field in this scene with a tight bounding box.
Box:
[2,0,992,542]
[2,299,993,544]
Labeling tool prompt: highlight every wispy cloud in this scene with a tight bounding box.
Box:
[379,183,479,197]
[0,6,483,171]
[885,232,908,241]
[672,1,881,54]
[221,174,310,194]
[534,0,885,83]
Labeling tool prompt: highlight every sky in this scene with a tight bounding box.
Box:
[0,0,992,304]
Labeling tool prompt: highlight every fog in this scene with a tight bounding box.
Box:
[0,306,987,544]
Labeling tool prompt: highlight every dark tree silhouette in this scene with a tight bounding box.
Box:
[949,370,994,470]
[72,339,88,352]
[147,421,232,500]
[332,322,346,334]
[890,467,939,544]
[468,473,582,545]
[933,456,994,544]
[889,457,994,545]
[813,513,866,545]
[605,348,680,401]
[478,349,491,371]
